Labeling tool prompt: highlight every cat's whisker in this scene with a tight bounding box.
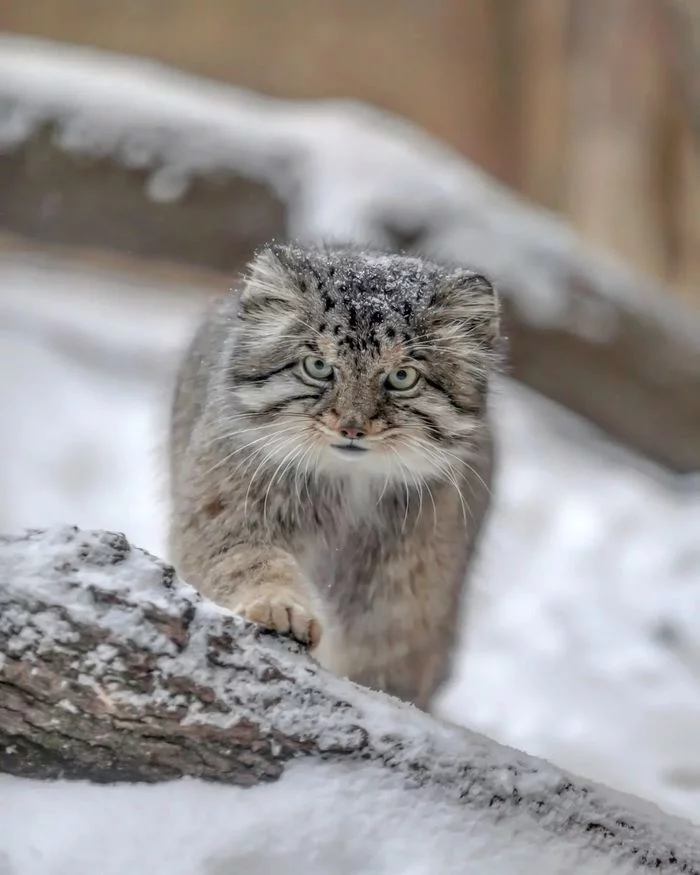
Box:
[409,433,492,500]
[406,338,458,351]
[202,409,310,436]
[403,462,423,529]
[402,436,471,530]
[243,435,298,517]
[303,442,320,505]
[389,448,411,535]
[404,329,450,344]
[417,467,437,529]
[235,333,307,345]
[408,465,425,537]
[293,442,315,505]
[209,409,311,425]
[290,316,324,340]
[230,434,300,491]
[202,420,298,449]
[375,465,391,507]
[458,459,492,499]
[202,425,301,476]
[263,439,307,529]
[440,465,471,530]
[420,471,439,534]
[232,431,294,480]
[291,443,304,504]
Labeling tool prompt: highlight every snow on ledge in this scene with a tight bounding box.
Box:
[2,525,700,875]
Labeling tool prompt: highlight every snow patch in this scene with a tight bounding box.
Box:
[0,762,654,875]
[3,525,700,874]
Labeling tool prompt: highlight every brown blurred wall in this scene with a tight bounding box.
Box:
[2,0,698,304]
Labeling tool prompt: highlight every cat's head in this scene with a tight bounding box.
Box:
[224,243,501,482]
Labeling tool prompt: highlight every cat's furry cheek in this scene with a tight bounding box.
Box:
[232,379,293,414]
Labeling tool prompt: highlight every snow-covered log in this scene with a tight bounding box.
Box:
[1,526,699,874]
[0,36,699,473]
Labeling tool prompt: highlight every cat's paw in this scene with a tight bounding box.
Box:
[235,590,322,648]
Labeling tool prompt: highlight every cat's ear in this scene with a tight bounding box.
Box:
[238,246,302,321]
[432,270,500,347]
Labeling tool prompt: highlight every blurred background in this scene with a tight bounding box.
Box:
[0,0,699,831]
[2,0,699,298]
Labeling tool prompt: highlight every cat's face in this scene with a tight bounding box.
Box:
[225,244,500,483]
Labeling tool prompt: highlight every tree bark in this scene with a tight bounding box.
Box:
[1,525,699,872]
[0,35,700,472]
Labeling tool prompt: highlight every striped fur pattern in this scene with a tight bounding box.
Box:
[169,243,500,710]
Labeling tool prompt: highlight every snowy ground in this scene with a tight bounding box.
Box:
[0,761,668,875]
[1,250,699,831]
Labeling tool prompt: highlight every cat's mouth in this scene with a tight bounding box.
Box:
[332,442,369,455]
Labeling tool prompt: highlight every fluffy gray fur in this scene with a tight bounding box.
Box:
[169,242,500,710]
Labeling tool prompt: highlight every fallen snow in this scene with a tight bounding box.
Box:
[0,254,204,551]
[3,525,699,875]
[0,761,661,875]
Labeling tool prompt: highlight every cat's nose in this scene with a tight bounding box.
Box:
[339,424,366,440]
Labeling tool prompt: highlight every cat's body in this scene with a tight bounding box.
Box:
[169,243,500,710]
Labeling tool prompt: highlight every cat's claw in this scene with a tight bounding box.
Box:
[235,593,322,648]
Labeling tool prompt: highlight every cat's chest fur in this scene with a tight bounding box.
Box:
[287,475,409,591]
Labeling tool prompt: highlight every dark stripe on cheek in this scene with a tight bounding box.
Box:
[424,376,479,416]
[406,406,448,442]
[256,393,319,417]
[424,376,461,411]
[234,361,296,384]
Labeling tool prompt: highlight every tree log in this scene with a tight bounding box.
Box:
[1,525,699,873]
[0,35,700,472]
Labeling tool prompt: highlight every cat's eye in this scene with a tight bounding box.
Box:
[385,366,420,391]
[302,355,334,381]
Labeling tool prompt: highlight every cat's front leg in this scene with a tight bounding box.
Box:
[203,545,323,648]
